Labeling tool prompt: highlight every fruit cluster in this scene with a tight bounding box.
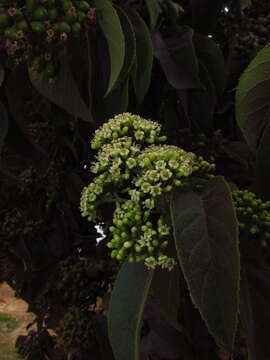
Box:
[0,0,95,80]
[57,256,109,308]
[220,0,270,60]
[80,113,215,270]
[56,307,95,352]
[232,189,270,247]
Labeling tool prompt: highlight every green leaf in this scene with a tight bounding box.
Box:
[152,265,180,329]
[145,0,161,31]
[126,8,154,104]
[193,33,225,99]
[29,56,93,123]
[115,7,136,84]
[256,121,270,200]
[95,0,125,96]
[170,176,240,350]
[153,26,202,90]
[236,43,270,151]
[108,261,154,360]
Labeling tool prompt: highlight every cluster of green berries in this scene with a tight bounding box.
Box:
[57,256,108,308]
[232,189,270,247]
[0,0,95,80]
[80,113,215,270]
[56,307,95,352]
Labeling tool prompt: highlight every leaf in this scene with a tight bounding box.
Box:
[189,0,223,34]
[170,176,240,349]
[236,43,270,151]
[0,66,4,87]
[255,121,270,200]
[108,261,154,360]
[115,7,136,85]
[193,33,225,99]
[29,55,93,123]
[152,262,180,328]
[153,26,202,90]
[0,101,8,154]
[95,0,125,96]
[145,0,161,31]
[240,262,270,360]
[126,8,153,104]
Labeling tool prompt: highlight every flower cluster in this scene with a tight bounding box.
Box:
[81,113,215,270]
[0,0,95,80]
[232,189,270,247]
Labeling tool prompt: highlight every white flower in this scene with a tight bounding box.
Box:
[160,169,172,181]
[155,160,166,170]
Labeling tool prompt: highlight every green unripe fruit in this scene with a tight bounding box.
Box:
[59,22,71,33]
[66,12,78,23]
[158,136,167,142]
[131,227,137,234]
[146,221,152,228]
[0,14,10,28]
[122,217,130,225]
[77,11,86,23]
[48,9,58,21]
[164,185,173,192]
[134,214,141,222]
[123,241,132,249]
[44,62,56,77]
[52,24,60,34]
[17,20,28,31]
[115,219,123,228]
[76,1,90,12]
[63,1,73,12]
[109,226,116,233]
[31,21,45,34]
[135,244,142,253]
[107,242,114,249]
[21,52,33,62]
[111,250,118,258]
[4,27,17,40]
[141,225,148,232]
[121,126,129,135]
[121,232,128,240]
[33,7,48,21]
[148,246,154,253]
[152,239,159,247]
[26,0,38,11]
[113,234,120,242]
[128,254,135,262]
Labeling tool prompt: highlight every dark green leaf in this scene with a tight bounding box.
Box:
[95,0,125,96]
[190,0,223,34]
[108,261,154,360]
[29,56,93,123]
[153,26,202,90]
[240,262,270,360]
[170,176,240,349]
[145,0,161,31]
[115,7,136,84]
[256,121,270,200]
[236,43,270,151]
[126,8,154,104]
[152,263,180,328]
[193,33,225,99]
[0,101,8,154]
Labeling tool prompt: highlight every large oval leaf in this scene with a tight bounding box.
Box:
[236,43,270,151]
[170,176,240,350]
[29,56,93,123]
[108,261,154,360]
[125,8,153,104]
[255,121,270,200]
[145,0,161,31]
[153,26,202,90]
[95,0,125,96]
